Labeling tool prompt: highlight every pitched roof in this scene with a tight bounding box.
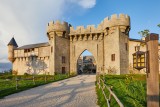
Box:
[8,37,18,47]
[17,42,49,49]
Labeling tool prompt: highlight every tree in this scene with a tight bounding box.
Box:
[138,29,150,38]
[157,24,160,28]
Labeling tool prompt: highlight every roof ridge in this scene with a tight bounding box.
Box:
[17,42,49,49]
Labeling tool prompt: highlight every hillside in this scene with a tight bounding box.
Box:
[0,63,12,72]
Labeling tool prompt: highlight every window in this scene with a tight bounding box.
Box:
[135,46,137,51]
[24,49,28,53]
[62,67,66,74]
[125,43,128,51]
[111,54,115,61]
[51,46,53,53]
[62,56,65,63]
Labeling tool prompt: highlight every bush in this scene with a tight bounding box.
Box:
[24,72,31,76]
[70,72,76,77]
[12,70,18,75]
[107,66,117,74]
[0,75,14,79]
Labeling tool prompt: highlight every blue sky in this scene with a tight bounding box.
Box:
[68,0,160,39]
[0,0,160,62]
[71,0,160,56]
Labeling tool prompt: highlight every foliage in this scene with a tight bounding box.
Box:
[96,74,148,107]
[138,29,150,38]
[12,70,18,75]
[70,72,77,77]
[0,69,12,75]
[0,74,71,98]
[158,24,160,28]
[107,66,117,74]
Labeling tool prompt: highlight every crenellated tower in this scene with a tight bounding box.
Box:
[102,14,130,74]
[47,21,70,74]
[8,37,18,62]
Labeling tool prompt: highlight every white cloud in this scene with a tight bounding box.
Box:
[0,0,96,63]
[78,0,96,8]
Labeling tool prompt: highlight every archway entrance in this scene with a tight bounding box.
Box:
[77,50,96,75]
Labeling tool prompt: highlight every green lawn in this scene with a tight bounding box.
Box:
[0,74,72,98]
[96,74,149,107]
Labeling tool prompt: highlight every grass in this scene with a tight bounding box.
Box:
[0,74,73,98]
[96,74,148,107]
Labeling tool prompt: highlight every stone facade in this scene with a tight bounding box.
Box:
[7,14,160,75]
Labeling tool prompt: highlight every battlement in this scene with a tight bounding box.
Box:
[102,14,130,30]
[47,20,70,34]
[70,14,130,35]
[70,24,103,35]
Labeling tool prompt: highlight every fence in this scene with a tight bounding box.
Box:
[0,73,71,97]
[97,73,124,107]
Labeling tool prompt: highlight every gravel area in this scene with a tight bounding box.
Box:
[0,75,98,107]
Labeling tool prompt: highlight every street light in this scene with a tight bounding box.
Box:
[132,46,146,70]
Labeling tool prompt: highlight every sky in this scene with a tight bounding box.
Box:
[0,0,160,62]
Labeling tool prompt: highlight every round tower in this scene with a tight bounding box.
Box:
[47,20,70,40]
[102,14,130,35]
[103,14,131,74]
[8,37,18,62]
[46,20,70,75]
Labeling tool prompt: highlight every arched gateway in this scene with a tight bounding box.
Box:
[8,14,130,75]
[47,14,130,75]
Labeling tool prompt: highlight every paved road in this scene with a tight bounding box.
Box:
[0,75,98,107]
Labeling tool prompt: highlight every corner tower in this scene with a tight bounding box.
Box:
[47,21,70,75]
[103,14,130,74]
[8,37,18,62]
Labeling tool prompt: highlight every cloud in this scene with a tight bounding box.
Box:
[78,0,96,8]
[69,0,96,9]
[0,0,96,63]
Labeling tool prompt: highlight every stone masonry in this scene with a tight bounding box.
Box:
[7,14,160,75]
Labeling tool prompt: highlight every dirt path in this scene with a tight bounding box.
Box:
[0,75,98,107]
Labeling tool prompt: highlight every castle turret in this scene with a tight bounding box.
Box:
[103,14,130,74]
[46,21,70,75]
[7,37,18,62]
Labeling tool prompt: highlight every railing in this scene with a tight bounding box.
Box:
[0,74,70,91]
[97,73,124,107]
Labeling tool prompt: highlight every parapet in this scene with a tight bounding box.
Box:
[70,14,130,35]
[47,20,70,34]
[102,14,130,30]
[70,24,103,35]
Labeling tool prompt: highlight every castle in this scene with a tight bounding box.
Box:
[7,14,160,75]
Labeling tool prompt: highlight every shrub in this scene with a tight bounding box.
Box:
[24,72,30,76]
[107,66,117,74]
[12,70,18,75]
[70,72,76,77]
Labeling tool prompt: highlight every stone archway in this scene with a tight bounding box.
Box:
[69,34,104,75]
[68,14,130,75]
[76,49,97,74]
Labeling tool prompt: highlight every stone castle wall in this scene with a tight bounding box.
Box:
[12,46,50,75]
[9,13,160,75]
